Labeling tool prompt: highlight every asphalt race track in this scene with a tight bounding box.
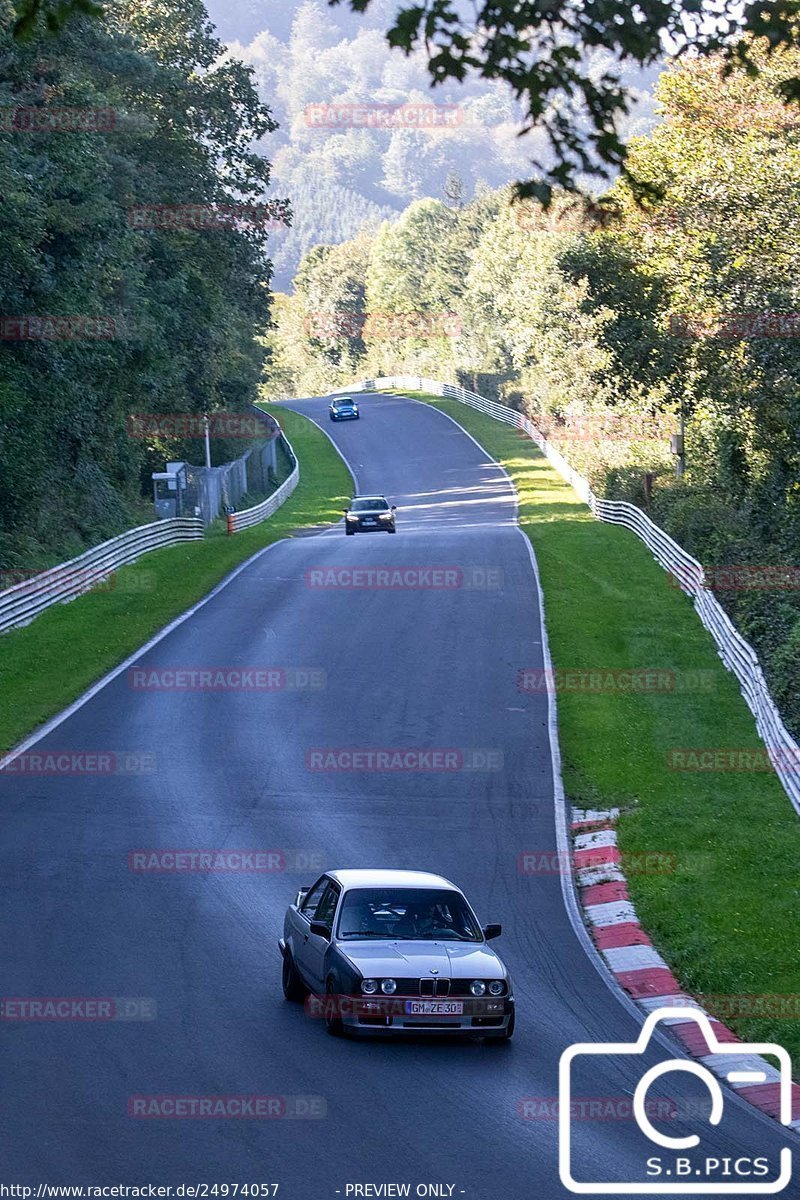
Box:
[1,392,793,1197]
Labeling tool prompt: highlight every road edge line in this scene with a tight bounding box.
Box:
[393,389,797,1136]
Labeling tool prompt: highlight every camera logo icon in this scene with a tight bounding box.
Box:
[559,1007,793,1193]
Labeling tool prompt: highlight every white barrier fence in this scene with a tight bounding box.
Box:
[0,518,203,634]
[226,431,299,532]
[343,375,800,815]
[0,426,300,632]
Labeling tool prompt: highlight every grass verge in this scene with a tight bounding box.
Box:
[393,389,800,1058]
[1,407,352,752]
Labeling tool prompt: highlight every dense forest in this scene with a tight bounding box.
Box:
[0,0,280,567]
[264,44,800,735]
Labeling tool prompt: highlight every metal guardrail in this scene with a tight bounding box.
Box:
[0,408,300,632]
[226,431,299,533]
[347,374,800,814]
[0,518,203,635]
[0,408,299,633]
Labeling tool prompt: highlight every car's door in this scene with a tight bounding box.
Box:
[302,880,341,994]
[291,875,330,985]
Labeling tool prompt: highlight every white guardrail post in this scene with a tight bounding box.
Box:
[352,374,800,815]
[0,518,203,634]
[225,429,299,534]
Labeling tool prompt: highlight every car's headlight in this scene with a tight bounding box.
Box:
[470,980,486,997]
[346,513,358,521]
[488,980,505,996]
[379,512,392,520]
[380,978,397,994]
[361,979,378,994]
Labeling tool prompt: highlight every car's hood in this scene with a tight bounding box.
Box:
[333,403,357,409]
[351,508,389,517]
[337,940,505,978]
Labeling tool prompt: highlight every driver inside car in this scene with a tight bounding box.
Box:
[395,900,459,939]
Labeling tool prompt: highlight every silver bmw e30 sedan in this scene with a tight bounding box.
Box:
[279,868,515,1040]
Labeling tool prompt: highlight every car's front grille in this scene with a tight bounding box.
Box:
[383,978,505,997]
[419,978,450,997]
[392,979,421,995]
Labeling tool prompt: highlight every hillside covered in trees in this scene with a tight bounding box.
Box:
[213,0,659,287]
[264,44,800,734]
[0,0,280,567]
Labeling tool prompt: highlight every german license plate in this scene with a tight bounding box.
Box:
[362,518,376,525]
[405,1000,463,1015]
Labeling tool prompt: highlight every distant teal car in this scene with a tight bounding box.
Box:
[329,396,360,421]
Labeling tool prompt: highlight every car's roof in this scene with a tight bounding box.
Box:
[326,869,458,891]
[332,396,354,402]
[352,495,387,503]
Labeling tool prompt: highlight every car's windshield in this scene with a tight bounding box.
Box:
[337,887,482,941]
[334,399,353,406]
[351,498,388,512]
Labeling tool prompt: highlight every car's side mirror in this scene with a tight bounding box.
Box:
[483,923,502,941]
[309,921,331,940]
[343,509,349,515]
[295,887,310,907]
[391,506,397,511]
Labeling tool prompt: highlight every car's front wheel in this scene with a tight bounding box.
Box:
[345,527,355,536]
[282,951,307,1002]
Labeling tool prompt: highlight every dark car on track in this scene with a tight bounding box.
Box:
[279,868,515,1040]
[329,396,360,421]
[344,495,397,534]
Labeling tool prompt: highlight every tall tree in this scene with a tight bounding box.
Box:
[0,0,282,565]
